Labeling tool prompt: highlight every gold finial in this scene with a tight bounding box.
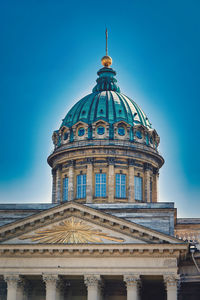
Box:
[101,28,112,67]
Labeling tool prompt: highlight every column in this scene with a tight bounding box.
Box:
[84,275,101,300]
[68,161,74,201]
[144,163,151,202]
[52,169,56,203]
[86,158,93,203]
[108,158,115,202]
[55,165,62,203]
[128,159,135,202]
[43,274,60,300]
[124,274,140,300]
[153,168,159,202]
[4,275,24,300]
[164,274,179,300]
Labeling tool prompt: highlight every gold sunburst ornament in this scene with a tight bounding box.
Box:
[20,217,124,244]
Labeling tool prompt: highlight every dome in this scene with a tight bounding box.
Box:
[48,55,163,207]
[52,65,159,151]
[61,67,151,129]
[61,91,151,129]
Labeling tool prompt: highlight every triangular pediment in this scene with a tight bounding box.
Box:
[2,216,147,245]
[0,202,184,246]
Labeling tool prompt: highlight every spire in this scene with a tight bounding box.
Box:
[106,28,108,56]
[101,29,112,67]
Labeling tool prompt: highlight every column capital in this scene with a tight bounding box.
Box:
[128,159,135,166]
[144,163,152,171]
[56,164,62,171]
[163,274,180,287]
[84,275,101,287]
[68,160,76,167]
[107,157,115,165]
[87,158,94,164]
[123,274,140,287]
[153,167,159,175]
[52,168,56,175]
[43,274,59,285]
[4,274,24,288]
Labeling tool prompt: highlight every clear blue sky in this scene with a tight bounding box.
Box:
[0,0,199,217]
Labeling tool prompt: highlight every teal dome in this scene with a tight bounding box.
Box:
[61,67,151,129]
[51,65,160,150]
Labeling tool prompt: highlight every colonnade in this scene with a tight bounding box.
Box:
[52,159,159,204]
[3,274,179,300]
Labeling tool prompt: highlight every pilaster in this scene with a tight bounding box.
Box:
[52,169,56,203]
[68,161,74,201]
[153,167,159,202]
[108,157,115,202]
[55,165,62,203]
[124,274,140,300]
[144,163,151,202]
[128,159,135,202]
[86,158,93,203]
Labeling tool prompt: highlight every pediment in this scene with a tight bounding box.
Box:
[0,202,184,246]
[3,216,146,245]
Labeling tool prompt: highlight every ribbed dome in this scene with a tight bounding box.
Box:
[61,67,151,129]
[61,91,151,129]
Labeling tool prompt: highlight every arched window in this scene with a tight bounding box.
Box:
[62,177,68,202]
[77,174,86,199]
[78,128,85,137]
[118,126,125,136]
[116,174,126,198]
[97,126,105,135]
[134,176,143,201]
[95,173,106,197]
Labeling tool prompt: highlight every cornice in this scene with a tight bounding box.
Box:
[47,143,164,168]
[0,243,188,258]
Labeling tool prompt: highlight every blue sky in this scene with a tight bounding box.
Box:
[0,0,199,217]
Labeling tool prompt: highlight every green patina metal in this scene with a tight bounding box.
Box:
[60,67,151,129]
